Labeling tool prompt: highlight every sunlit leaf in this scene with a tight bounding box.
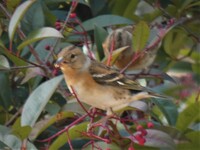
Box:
[102,46,129,65]
[17,27,63,50]
[132,21,150,52]
[12,118,32,140]
[21,75,64,127]
[8,0,36,41]
[176,101,200,131]
[49,122,89,150]
[0,55,10,69]
[29,111,75,140]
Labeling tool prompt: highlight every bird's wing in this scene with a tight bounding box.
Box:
[89,60,170,99]
[89,60,144,91]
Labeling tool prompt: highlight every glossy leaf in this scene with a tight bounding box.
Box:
[17,27,63,50]
[153,99,178,126]
[0,55,10,69]
[132,21,150,52]
[49,122,89,150]
[131,129,175,149]
[21,75,64,127]
[176,101,200,131]
[75,15,133,32]
[0,134,37,150]
[8,0,36,41]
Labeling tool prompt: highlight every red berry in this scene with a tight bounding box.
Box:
[138,137,146,145]
[128,146,135,150]
[141,129,147,136]
[70,13,77,18]
[45,45,51,51]
[147,122,154,128]
[136,125,143,131]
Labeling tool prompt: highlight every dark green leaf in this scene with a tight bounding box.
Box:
[153,99,178,126]
[94,25,108,60]
[75,15,133,32]
[0,72,12,110]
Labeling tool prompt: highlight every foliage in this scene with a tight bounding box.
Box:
[0,0,200,149]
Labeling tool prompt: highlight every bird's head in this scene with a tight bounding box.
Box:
[55,45,91,71]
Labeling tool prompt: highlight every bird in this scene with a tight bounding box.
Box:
[102,25,160,71]
[55,45,168,115]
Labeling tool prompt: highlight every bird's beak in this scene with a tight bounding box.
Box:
[54,57,64,68]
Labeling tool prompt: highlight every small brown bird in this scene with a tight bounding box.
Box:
[102,26,160,70]
[55,46,167,115]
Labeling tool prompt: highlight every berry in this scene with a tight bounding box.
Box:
[45,45,51,51]
[136,125,143,131]
[70,13,77,18]
[128,146,135,150]
[140,129,147,136]
[147,122,154,128]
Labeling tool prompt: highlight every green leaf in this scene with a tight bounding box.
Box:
[21,75,64,127]
[0,55,10,69]
[132,129,175,149]
[0,72,12,110]
[94,25,108,60]
[0,46,27,67]
[29,111,75,140]
[153,99,178,126]
[8,0,37,41]
[176,101,200,131]
[0,134,37,150]
[12,118,32,140]
[163,29,190,57]
[132,21,150,52]
[102,46,129,65]
[17,27,63,50]
[75,15,133,32]
[49,122,89,150]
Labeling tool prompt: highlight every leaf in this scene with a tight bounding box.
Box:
[62,99,90,115]
[94,25,108,60]
[131,129,175,149]
[0,72,12,109]
[176,101,200,131]
[153,99,178,126]
[0,55,10,69]
[132,21,150,52]
[75,15,133,32]
[21,75,64,127]
[29,111,75,140]
[12,118,32,140]
[102,46,129,65]
[17,27,64,50]
[49,122,89,150]
[21,67,45,84]
[0,134,37,150]
[0,46,27,67]
[8,0,37,41]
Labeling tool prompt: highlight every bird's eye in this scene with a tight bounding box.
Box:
[70,54,76,59]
